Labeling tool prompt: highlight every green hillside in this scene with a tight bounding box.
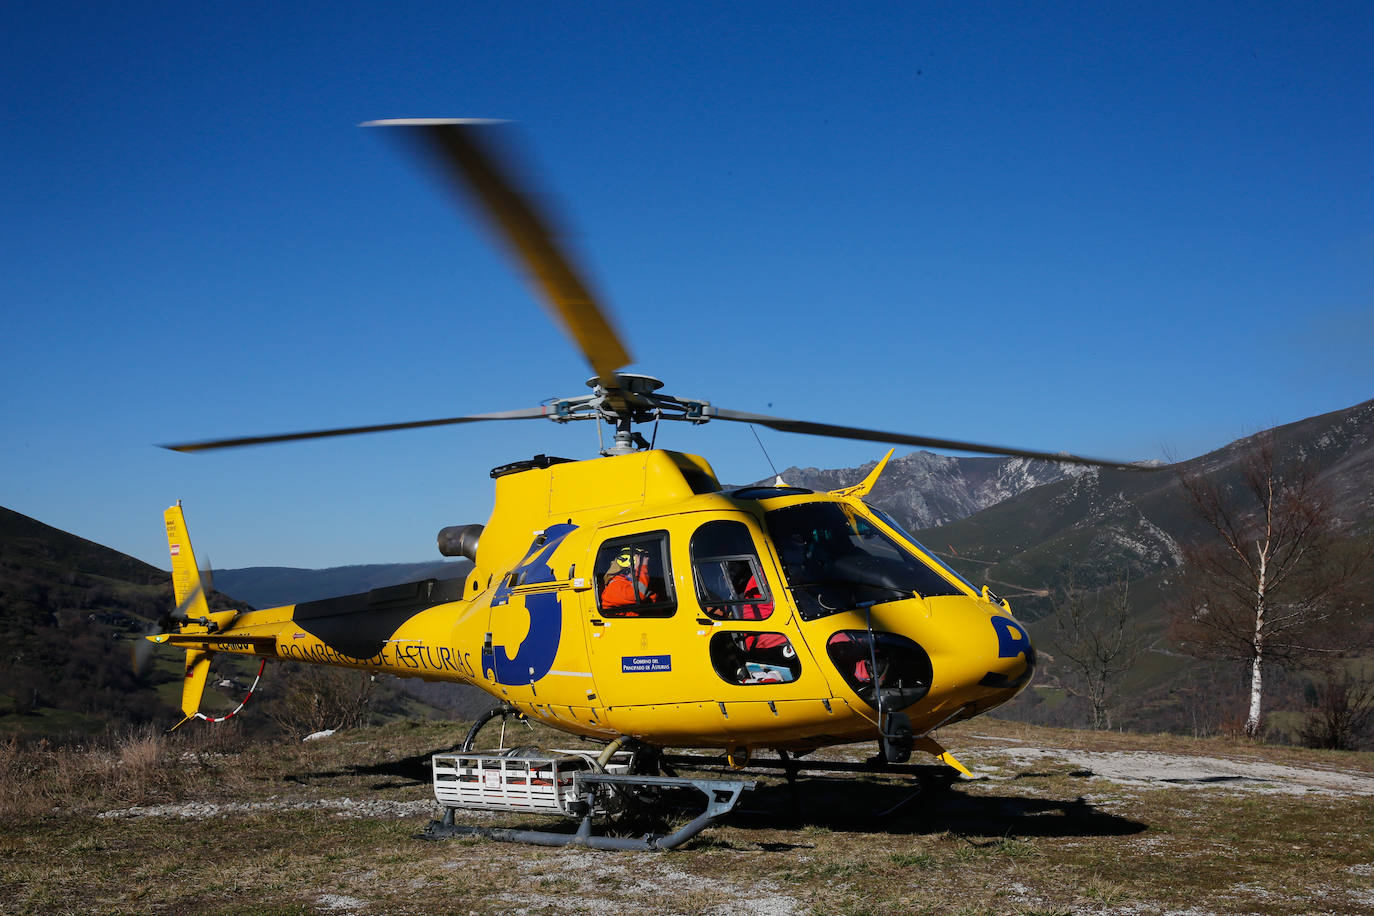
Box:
[925,399,1374,617]
[0,507,182,733]
[0,508,476,740]
[917,399,1374,741]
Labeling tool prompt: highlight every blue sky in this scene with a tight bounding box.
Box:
[3,2,1371,569]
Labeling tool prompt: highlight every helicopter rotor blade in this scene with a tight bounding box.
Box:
[160,406,549,453]
[364,119,632,389]
[168,579,205,623]
[705,407,1146,470]
[131,622,160,675]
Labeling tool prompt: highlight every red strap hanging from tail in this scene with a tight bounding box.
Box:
[195,659,267,724]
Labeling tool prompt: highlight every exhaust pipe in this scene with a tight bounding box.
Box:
[437,524,483,561]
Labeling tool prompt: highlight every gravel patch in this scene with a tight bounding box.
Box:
[977,746,1374,796]
[97,796,441,819]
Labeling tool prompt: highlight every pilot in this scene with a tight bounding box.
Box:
[601,546,660,610]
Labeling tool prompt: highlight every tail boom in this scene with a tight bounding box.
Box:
[158,504,487,726]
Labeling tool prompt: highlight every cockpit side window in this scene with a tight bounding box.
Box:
[690,520,772,621]
[594,531,675,618]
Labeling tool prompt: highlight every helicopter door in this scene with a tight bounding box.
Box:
[584,530,685,706]
[689,519,812,689]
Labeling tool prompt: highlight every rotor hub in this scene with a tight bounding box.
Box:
[585,373,664,395]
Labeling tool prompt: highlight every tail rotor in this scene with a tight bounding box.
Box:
[132,564,219,675]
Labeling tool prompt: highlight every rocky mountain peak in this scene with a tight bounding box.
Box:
[775,451,1089,532]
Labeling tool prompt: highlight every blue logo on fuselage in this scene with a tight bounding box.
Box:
[989,614,1032,660]
[486,523,577,685]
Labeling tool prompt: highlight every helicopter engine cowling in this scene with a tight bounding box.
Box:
[437,524,484,561]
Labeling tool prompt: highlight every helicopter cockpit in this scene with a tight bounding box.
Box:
[764,500,971,620]
[758,497,989,713]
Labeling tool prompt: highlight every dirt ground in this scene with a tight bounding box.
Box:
[5,718,1374,915]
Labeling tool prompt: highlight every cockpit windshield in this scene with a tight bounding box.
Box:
[765,501,965,620]
[868,505,980,594]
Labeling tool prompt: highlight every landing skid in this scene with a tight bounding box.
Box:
[659,750,961,821]
[663,751,962,788]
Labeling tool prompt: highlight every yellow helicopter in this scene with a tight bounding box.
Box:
[151,121,1141,846]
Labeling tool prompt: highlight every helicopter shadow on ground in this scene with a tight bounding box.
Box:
[288,745,453,790]
[288,748,1148,842]
[727,774,1148,841]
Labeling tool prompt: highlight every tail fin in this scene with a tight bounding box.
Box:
[165,502,210,622]
[163,502,217,724]
[176,649,214,727]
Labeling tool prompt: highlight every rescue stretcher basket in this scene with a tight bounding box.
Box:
[426,748,754,850]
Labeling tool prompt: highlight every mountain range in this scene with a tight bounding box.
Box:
[775,400,1374,736]
[775,451,1089,532]
[213,560,470,611]
[785,399,1373,615]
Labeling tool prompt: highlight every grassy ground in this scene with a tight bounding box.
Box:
[2,717,1371,915]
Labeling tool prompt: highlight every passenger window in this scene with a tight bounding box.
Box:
[594,532,675,618]
[709,632,802,685]
[691,520,772,621]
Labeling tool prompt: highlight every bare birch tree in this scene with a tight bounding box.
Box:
[1053,573,1144,729]
[1171,437,1361,738]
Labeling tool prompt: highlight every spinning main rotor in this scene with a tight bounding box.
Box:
[164,120,1136,470]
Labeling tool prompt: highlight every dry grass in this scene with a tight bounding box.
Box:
[1,717,1372,915]
[0,723,258,824]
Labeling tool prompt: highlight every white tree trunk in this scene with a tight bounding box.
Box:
[1246,539,1269,738]
[1245,653,1264,736]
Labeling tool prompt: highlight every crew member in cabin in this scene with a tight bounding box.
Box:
[600,546,661,611]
